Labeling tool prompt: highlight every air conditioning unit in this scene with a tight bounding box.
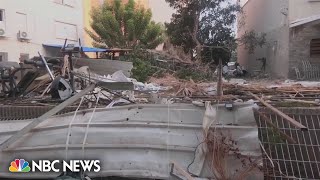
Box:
[18,31,30,40]
[0,28,5,37]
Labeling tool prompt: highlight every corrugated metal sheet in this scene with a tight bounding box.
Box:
[0,103,262,179]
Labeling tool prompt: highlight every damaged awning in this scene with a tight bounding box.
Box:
[42,44,108,52]
[290,14,320,28]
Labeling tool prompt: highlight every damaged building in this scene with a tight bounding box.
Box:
[237,0,320,79]
[0,0,320,179]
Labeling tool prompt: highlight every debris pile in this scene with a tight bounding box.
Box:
[1,45,320,180]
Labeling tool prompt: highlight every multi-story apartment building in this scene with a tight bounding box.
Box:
[237,0,320,78]
[0,0,85,63]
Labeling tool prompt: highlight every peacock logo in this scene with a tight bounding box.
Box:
[9,159,31,172]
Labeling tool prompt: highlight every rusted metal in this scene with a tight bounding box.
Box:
[255,108,320,180]
[0,84,96,150]
[0,106,80,120]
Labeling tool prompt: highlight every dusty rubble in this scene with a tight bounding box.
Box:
[1,48,320,180]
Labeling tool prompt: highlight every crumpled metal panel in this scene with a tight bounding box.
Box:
[0,103,262,179]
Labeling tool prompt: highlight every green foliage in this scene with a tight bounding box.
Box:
[165,0,240,63]
[87,0,164,49]
[126,49,156,82]
[175,68,212,81]
[131,57,155,82]
[238,30,267,54]
[265,128,285,144]
[124,49,214,82]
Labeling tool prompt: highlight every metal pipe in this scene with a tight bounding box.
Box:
[38,52,54,80]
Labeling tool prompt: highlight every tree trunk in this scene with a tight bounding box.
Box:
[191,11,201,62]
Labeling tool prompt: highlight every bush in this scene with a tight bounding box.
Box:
[131,57,156,82]
[176,67,212,82]
[126,49,157,82]
[125,48,215,82]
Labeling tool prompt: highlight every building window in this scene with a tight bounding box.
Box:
[0,9,6,33]
[310,39,320,57]
[0,10,4,22]
[55,21,78,41]
[0,52,8,62]
[16,12,28,32]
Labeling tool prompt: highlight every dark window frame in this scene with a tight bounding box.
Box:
[310,39,320,57]
[0,9,4,22]
[0,52,8,62]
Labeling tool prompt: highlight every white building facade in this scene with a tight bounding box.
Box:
[0,0,84,63]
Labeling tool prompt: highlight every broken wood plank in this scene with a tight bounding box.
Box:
[217,59,223,98]
[248,92,308,131]
[283,99,319,105]
[0,84,96,150]
[40,82,52,98]
[100,87,135,104]
[254,109,297,144]
[170,161,195,180]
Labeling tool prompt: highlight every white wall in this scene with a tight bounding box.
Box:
[147,0,175,24]
[289,0,320,22]
[0,0,84,62]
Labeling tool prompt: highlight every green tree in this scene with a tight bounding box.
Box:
[165,0,240,64]
[87,0,164,49]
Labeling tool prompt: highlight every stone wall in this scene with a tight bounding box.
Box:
[289,22,320,78]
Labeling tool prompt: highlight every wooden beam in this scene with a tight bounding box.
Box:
[217,59,223,98]
[283,99,319,105]
[0,84,96,150]
[248,92,308,131]
[254,109,297,144]
[170,161,195,180]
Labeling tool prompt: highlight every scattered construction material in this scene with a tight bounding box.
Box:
[254,109,297,144]
[255,108,320,180]
[74,58,133,77]
[248,92,308,131]
[1,44,320,180]
[0,84,96,150]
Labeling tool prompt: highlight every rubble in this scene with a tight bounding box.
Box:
[1,44,320,179]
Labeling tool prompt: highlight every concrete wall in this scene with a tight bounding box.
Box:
[0,0,84,63]
[237,0,290,78]
[289,0,320,22]
[146,0,175,24]
[83,0,100,48]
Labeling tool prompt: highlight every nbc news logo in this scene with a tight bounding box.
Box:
[9,159,100,173]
